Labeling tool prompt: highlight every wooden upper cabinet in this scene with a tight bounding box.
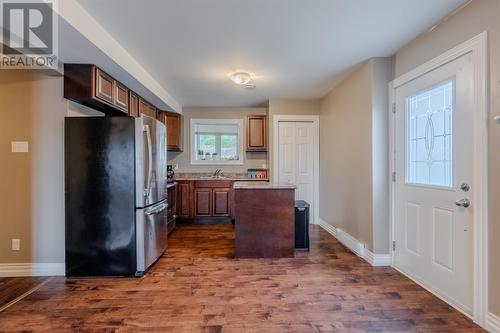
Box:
[166,113,182,151]
[95,69,114,104]
[157,111,183,151]
[64,64,128,115]
[246,115,267,151]
[139,98,157,118]
[114,83,129,113]
[129,92,139,117]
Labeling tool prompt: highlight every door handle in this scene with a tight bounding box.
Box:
[455,198,471,208]
[146,203,168,215]
[143,124,153,198]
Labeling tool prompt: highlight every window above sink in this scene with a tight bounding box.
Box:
[190,119,244,165]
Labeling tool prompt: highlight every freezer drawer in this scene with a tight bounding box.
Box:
[136,199,169,274]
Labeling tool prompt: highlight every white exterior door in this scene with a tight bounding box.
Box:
[278,121,315,220]
[393,53,474,315]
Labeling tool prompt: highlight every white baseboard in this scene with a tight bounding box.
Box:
[318,218,337,237]
[0,263,65,277]
[364,250,392,267]
[487,312,500,333]
[336,228,365,257]
[318,219,390,266]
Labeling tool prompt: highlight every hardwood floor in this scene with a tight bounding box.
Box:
[0,277,49,311]
[0,225,484,332]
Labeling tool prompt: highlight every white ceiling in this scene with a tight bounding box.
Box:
[76,0,468,108]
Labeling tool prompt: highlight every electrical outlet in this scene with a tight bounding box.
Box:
[11,239,20,251]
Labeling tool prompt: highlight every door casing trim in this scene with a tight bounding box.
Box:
[272,115,320,225]
[389,31,489,327]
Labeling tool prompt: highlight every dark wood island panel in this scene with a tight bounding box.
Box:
[234,185,295,258]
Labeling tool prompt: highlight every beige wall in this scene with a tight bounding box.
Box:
[319,61,374,250]
[268,99,320,117]
[167,107,268,173]
[318,58,391,253]
[267,99,320,181]
[393,0,500,316]
[0,71,67,263]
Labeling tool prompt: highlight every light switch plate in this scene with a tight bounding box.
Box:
[11,239,20,251]
[11,141,29,153]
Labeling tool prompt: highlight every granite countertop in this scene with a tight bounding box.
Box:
[233,182,296,190]
[175,177,268,181]
[174,172,268,182]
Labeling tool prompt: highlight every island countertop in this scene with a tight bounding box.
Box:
[233,182,296,190]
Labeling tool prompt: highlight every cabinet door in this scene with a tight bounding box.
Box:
[166,113,182,151]
[213,188,231,216]
[247,116,267,151]
[177,182,192,217]
[194,189,212,217]
[95,69,114,104]
[139,98,156,118]
[167,185,177,220]
[149,105,157,119]
[129,92,139,117]
[114,82,129,113]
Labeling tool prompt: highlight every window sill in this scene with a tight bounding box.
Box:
[190,160,244,166]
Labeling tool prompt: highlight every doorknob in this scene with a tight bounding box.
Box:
[455,198,471,208]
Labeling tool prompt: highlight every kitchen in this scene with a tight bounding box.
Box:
[63,64,304,277]
[0,1,497,331]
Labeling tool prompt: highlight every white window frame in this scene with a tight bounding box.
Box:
[190,118,244,165]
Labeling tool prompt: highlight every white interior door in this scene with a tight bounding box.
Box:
[278,121,314,220]
[393,52,474,315]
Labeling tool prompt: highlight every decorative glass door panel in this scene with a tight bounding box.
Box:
[405,80,453,188]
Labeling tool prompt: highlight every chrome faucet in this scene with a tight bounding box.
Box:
[213,169,224,178]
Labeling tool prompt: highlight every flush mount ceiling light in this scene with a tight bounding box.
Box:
[229,71,255,89]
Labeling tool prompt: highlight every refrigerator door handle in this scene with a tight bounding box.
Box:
[143,124,153,198]
[145,203,168,216]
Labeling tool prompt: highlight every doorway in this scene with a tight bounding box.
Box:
[390,32,488,325]
[273,115,319,225]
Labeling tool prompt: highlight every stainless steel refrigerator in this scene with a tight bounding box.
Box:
[65,115,168,277]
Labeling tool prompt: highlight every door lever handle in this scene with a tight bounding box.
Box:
[455,198,471,208]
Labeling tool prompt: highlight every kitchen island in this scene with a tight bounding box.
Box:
[233,182,296,258]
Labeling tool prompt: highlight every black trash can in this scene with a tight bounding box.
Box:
[295,200,310,251]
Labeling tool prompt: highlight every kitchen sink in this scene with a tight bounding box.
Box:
[198,176,229,180]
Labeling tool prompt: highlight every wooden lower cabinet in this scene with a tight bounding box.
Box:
[176,180,234,220]
[194,189,212,216]
[213,189,231,216]
[177,181,192,218]
[166,184,177,234]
